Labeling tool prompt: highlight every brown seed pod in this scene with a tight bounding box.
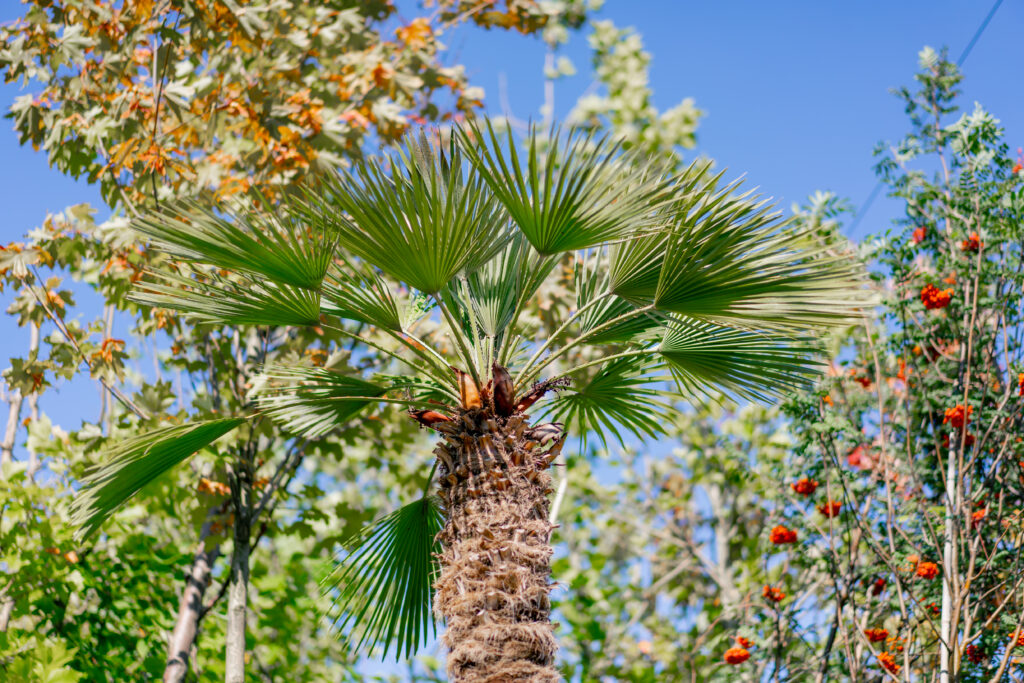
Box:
[452,366,483,410]
[514,376,570,413]
[525,422,564,445]
[491,362,515,416]
[479,379,492,409]
[409,409,453,428]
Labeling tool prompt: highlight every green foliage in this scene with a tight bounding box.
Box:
[574,252,663,345]
[132,199,336,290]
[612,162,871,331]
[324,496,444,660]
[70,418,245,539]
[313,133,509,295]
[457,120,674,255]
[1,470,194,683]
[658,320,821,403]
[322,266,417,333]
[538,355,672,446]
[132,268,324,327]
[252,365,387,438]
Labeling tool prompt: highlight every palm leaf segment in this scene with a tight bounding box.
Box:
[457,119,676,255]
[311,132,509,295]
[70,418,244,540]
[323,496,444,660]
[609,161,867,331]
[131,196,331,326]
[73,119,871,661]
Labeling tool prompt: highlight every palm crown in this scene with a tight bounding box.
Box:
[71,121,868,676]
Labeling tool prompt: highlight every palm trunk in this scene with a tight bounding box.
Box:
[225,466,252,683]
[433,411,565,683]
[164,520,221,683]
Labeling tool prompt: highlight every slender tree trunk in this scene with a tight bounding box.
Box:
[164,520,222,683]
[1,390,23,472]
[2,324,37,475]
[433,411,565,683]
[940,442,957,683]
[225,462,253,683]
[0,587,14,632]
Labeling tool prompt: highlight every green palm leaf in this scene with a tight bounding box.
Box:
[657,319,823,403]
[575,252,664,344]
[251,365,387,438]
[613,173,871,331]
[457,119,675,255]
[447,235,525,338]
[606,231,669,302]
[132,197,334,290]
[310,131,509,294]
[442,234,555,341]
[321,264,430,333]
[132,268,321,327]
[71,418,245,540]
[537,355,672,447]
[323,496,444,660]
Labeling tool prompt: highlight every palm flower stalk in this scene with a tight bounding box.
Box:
[70,121,871,681]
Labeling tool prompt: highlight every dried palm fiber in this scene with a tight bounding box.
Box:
[433,409,565,683]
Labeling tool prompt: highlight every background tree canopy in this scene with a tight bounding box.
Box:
[2,2,1024,682]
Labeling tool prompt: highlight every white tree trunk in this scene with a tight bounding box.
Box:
[224,469,251,683]
[940,442,957,683]
[164,522,221,683]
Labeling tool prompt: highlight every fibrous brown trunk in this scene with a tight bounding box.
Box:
[433,410,565,683]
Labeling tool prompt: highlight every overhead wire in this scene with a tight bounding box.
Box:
[845,0,1004,235]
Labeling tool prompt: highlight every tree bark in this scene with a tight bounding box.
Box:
[1,390,23,472]
[2,324,37,475]
[939,441,957,683]
[433,411,565,683]
[0,588,14,632]
[164,520,222,683]
[225,463,253,683]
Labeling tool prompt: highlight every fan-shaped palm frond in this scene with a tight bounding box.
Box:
[606,160,722,300]
[321,263,430,333]
[131,268,321,327]
[309,132,509,294]
[606,230,669,302]
[323,496,443,660]
[132,196,334,290]
[612,174,871,331]
[574,252,664,345]
[251,365,387,438]
[71,418,245,540]
[536,355,672,447]
[657,319,823,403]
[456,120,675,255]
[445,234,531,339]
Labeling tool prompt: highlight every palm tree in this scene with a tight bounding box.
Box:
[71,122,869,682]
